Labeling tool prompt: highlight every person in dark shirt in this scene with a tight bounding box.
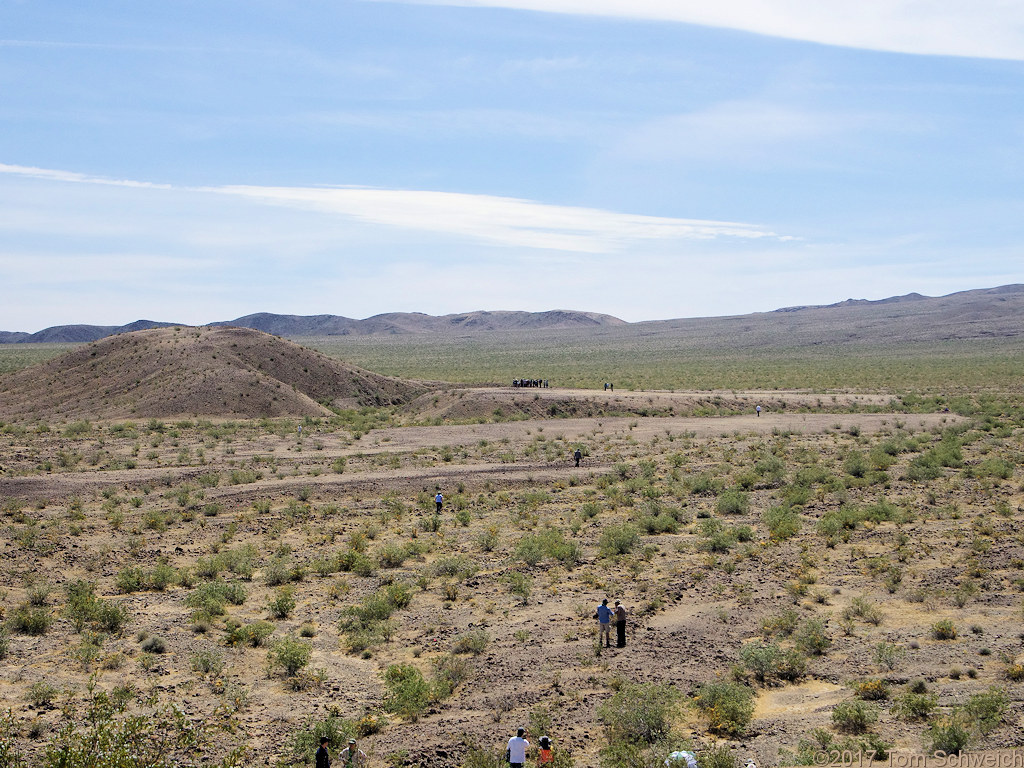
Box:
[316,736,330,768]
[614,600,627,648]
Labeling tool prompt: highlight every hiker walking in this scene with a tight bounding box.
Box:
[595,598,612,647]
[756,405,761,417]
[507,727,529,768]
[614,600,627,648]
[435,492,443,513]
[573,448,582,467]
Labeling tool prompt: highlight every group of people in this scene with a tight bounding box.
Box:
[602,382,614,391]
[316,738,366,768]
[595,598,627,648]
[513,378,549,388]
[507,729,554,767]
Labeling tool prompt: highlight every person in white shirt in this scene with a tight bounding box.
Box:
[507,727,529,768]
[338,739,367,767]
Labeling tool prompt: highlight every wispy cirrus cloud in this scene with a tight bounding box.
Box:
[0,164,787,254]
[379,0,1024,61]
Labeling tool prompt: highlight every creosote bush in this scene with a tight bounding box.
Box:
[268,636,312,677]
[692,682,754,736]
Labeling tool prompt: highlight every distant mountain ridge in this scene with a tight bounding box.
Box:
[2,285,1022,344]
[0,310,626,343]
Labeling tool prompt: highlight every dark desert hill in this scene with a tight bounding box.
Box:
[633,283,1024,349]
[1,310,625,343]
[0,326,428,421]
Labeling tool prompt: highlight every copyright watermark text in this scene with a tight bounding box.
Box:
[811,750,1024,768]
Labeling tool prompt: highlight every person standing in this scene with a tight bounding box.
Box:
[538,736,553,765]
[573,448,582,467]
[756,405,761,417]
[596,598,612,648]
[315,737,330,768]
[435,491,443,513]
[614,600,627,648]
[338,738,367,767]
[507,727,529,768]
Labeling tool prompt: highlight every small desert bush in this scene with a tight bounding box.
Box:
[598,523,640,557]
[452,628,490,655]
[832,700,880,734]
[764,505,802,541]
[761,609,800,638]
[794,617,831,656]
[8,605,52,635]
[190,650,225,676]
[925,715,972,756]
[268,636,312,677]
[597,681,680,745]
[892,692,937,720]
[224,619,275,647]
[268,586,297,619]
[715,488,749,515]
[382,663,431,721]
[931,619,957,640]
[692,681,754,736]
[432,653,472,699]
[853,679,890,701]
[508,571,532,605]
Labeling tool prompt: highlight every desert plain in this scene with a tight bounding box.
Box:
[0,317,1023,768]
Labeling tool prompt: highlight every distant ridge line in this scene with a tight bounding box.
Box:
[2,284,1023,343]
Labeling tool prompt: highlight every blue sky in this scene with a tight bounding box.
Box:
[1,0,1022,330]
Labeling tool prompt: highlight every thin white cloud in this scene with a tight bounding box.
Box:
[382,0,1024,61]
[0,164,786,254]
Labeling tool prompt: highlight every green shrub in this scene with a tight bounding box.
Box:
[715,488,749,515]
[931,619,957,640]
[794,618,831,656]
[874,642,906,671]
[382,664,430,721]
[597,681,680,744]
[963,687,1008,734]
[268,586,297,619]
[432,653,472,699]
[268,636,312,676]
[761,609,800,638]
[764,505,802,541]
[892,691,938,721]
[925,715,971,755]
[452,629,490,655]
[853,679,889,701]
[508,572,532,605]
[115,566,146,594]
[699,745,738,768]
[281,714,357,767]
[832,701,879,734]
[599,523,640,557]
[27,680,59,706]
[140,636,167,654]
[8,605,52,635]
[429,555,479,581]
[224,619,275,647]
[693,682,754,736]
[377,543,408,568]
[94,601,131,634]
[190,650,225,676]
[740,641,780,683]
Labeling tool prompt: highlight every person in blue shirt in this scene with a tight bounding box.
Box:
[596,598,612,647]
